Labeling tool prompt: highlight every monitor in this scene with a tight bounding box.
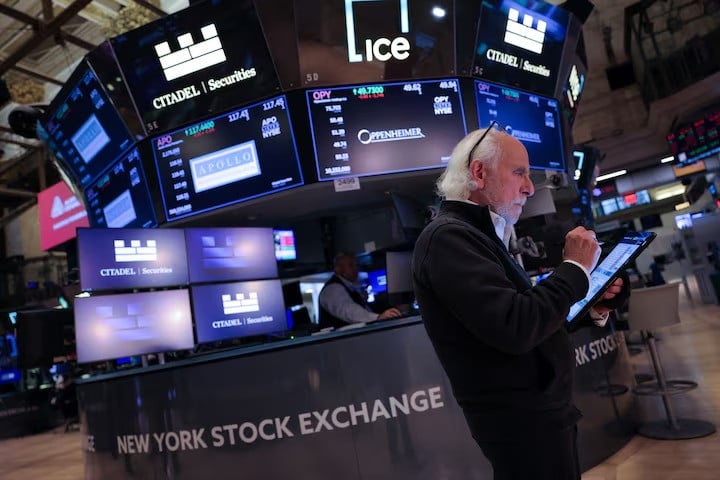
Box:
[77,228,189,292]
[282,281,303,307]
[191,279,287,343]
[472,0,571,97]
[666,107,720,165]
[83,147,158,229]
[152,95,303,222]
[295,0,455,87]
[274,229,297,261]
[110,0,280,134]
[185,227,278,283]
[37,181,89,251]
[15,309,72,369]
[674,213,692,230]
[386,251,413,293]
[307,78,467,181]
[368,269,388,294]
[74,289,195,364]
[475,80,565,171]
[42,61,136,187]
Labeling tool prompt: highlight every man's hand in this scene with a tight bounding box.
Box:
[563,227,601,272]
[378,307,403,320]
[592,277,624,315]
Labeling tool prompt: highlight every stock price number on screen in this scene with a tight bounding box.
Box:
[185,120,215,138]
[228,109,250,123]
[353,86,384,99]
[439,80,458,92]
[333,141,347,148]
[403,83,423,95]
[502,89,520,101]
[263,97,286,111]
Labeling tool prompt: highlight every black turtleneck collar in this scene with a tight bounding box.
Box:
[439,200,495,233]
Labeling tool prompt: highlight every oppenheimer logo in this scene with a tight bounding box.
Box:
[154,24,226,82]
[504,7,546,54]
[114,240,158,262]
[222,292,260,315]
[357,127,425,144]
[345,0,410,63]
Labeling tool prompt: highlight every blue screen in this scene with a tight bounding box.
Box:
[274,229,296,261]
[43,63,135,187]
[192,279,287,343]
[84,147,158,229]
[475,80,565,171]
[473,0,569,96]
[368,269,388,294]
[77,228,189,292]
[152,95,303,222]
[185,227,278,283]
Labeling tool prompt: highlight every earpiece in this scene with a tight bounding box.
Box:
[468,180,479,191]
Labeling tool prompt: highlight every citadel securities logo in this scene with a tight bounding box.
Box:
[221,292,260,315]
[357,127,425,144]
[114,240,158,262]
[504,7,546,54]
[154,24,226,82]
[345,0,410,63]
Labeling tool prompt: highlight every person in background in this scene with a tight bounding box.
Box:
[412,123,629,480]
[318,253,402,328]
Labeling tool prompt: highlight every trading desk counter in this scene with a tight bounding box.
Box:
[77,317,638,479]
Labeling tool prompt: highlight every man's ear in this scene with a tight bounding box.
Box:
[470,160,486,190]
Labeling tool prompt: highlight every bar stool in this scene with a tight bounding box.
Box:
[627,282,716,439]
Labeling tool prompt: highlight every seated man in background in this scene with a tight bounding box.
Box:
[318,253,402,328]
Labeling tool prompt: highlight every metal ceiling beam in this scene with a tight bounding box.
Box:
[10,64,64,86]
[0,137,40,149]
[0,198,37,229]
[130,0,167,18]
[0,154,31,177]
[0,4,97,51]
[0,0,94,77]
[0,186,37,198]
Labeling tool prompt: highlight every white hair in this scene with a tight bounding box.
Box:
[436,126,505,201]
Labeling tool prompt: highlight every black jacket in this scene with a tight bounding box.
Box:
[412,201,590,440]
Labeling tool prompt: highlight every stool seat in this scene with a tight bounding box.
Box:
[633,379,698,396]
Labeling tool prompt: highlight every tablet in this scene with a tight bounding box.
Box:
[566,231,656,323]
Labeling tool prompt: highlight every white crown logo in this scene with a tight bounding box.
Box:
[154,24,226,82]
[504,8,546,54]
[114,240,158,262]
[222,292,260,315]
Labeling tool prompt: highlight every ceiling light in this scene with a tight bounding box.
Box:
[675,201,690,210]
[660,156,675,164]
[431,7,446,18]
[595,169,627,182]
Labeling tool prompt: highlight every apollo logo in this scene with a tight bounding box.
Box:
[345,0,410,63]
[72,114,110,163]
[114,239,158,262]
[504,7,546,54]
[189,140,261,193]
[154,24,226,82]
[222,292,260,315]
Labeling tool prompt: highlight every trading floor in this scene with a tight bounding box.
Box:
[1,280,719,480]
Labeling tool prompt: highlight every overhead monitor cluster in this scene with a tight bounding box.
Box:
[40,0,586,230]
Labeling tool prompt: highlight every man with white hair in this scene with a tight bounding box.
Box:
[412,123,626,480]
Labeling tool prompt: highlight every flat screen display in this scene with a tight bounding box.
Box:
[274,229,296,261]
[475,80,565,171]
[152,95,303,222]
[307,78,467,181]
[43,62,136,186]
[78,228,188,292]
[74,289,195,363]
[567,231,655,322]
[472,0,570,96]
[368,269,388,294]
[295,0,455,87]
[192,279,287,343]
[110,0,280,134]
[666,108,720,165]
[185,227,277,283]
[37,181,89,251]
[84,147,158,229]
